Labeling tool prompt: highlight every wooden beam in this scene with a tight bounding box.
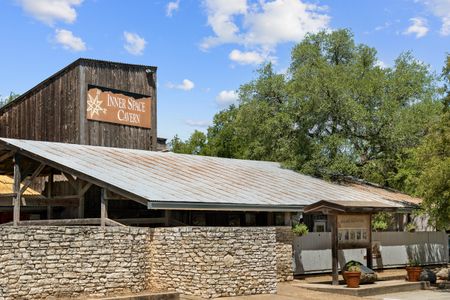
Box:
[111,217,166,225]
[0,198,78,207]
[62,172,79,192]
[20,163,45,195]
[165,210,171,226]
[1,218,125,227]
[49,195,84,200]
[13,155,21,226]
[329,214,339,285]
[78,182,92,197]
[78,196,85,218]
[284,212,292,226]
[0,150,16,163]
[367,213,373,269]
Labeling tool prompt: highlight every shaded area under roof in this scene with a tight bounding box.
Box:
[0,138,418,211]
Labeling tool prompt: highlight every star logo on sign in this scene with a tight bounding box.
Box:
[87,89,107,118]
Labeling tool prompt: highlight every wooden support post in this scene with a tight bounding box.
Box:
[367,213,373,269]
[20,163,45,195]
[284,212,292,226]
[47,173,53,219]
[164,210,171,226]
[329,214,339,285]
[100,189,108,227]
[78,196,85,219]
[13,155,21,226]
[0,150,16,164]
[267,212,274,226]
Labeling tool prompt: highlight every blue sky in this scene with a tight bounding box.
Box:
[0,0,449,140]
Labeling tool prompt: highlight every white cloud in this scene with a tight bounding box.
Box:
[201,0,330,51]
[201,0,247,49]
[375,60,388,69]
[166,0,180,17]
[243,0,330,48]
[216,90,239,106]
[54,29,86,51]
[167,79,195,91]
[403,17,429,38]
[419,0,450,35]
[185,120,211,127]
[442,17,450,35]
[17,0,83,25]
[375,21,392,31]
[229,49,266,65]
[123,31,147,55]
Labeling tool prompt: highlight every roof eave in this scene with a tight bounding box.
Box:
[148,201,304,212]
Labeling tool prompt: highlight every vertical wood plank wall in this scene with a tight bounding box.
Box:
[0,60,157,151]
[0,67,80,143]
[81,61,157,150]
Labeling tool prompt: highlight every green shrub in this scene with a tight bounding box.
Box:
[348,265,361,272]
[405,222,416,232]
[372,219,388,231]
[292,223,309,236]
[408,258,420,267]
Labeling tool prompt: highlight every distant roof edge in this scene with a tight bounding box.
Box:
[0,58,157,114]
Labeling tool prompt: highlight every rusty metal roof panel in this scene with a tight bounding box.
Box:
[0,138,415,210]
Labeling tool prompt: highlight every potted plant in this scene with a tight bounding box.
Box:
[406,259,422,282]
[344,265,361,288]
[292,223,309,236]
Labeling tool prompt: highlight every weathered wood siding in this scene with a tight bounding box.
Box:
[0,59,157,150]
[80,60,157,150]
[0,66,80,143]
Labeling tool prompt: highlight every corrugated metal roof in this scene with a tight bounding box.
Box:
[0,138,417,211]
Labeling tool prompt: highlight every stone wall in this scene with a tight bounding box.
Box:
[148,227,278,298]
[0,226,151,300]
[0,226,290,299]
[275,227,294,282]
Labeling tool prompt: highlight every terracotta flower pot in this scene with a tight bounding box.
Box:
[344,271,361,288]
[406,267,422,282]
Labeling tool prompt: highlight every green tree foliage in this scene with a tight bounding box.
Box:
[395,56,450,230]
[172,30,447,228]
[286,30,440,182]
[169,130,207,155]
[0,92,20,108]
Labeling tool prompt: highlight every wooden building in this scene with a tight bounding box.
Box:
[0,58,420,228]
[0,58,158,150]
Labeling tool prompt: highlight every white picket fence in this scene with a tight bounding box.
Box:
[293,231,449,274]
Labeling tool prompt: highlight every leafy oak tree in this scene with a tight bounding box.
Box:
[171,30,446,226]
[286,30,440,183]
[395,55,450,230]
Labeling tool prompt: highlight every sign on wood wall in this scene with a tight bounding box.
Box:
[86,85,151,128]
[337,214,370,247]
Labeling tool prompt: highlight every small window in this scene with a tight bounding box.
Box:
[314,220,327,232]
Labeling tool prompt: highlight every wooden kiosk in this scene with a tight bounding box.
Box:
[304,200,398,285]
